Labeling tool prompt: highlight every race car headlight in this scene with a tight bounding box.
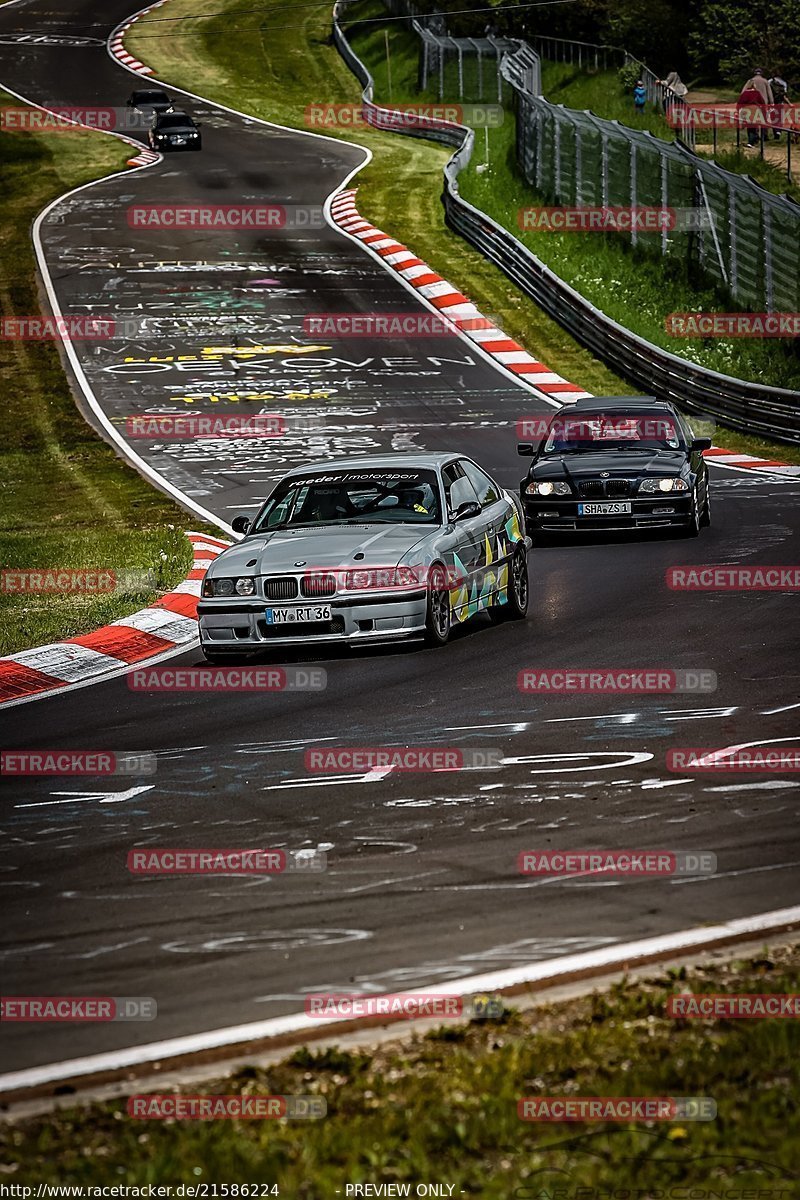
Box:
[526,480,571,496]
[639,477,690,493]
[202,577,255,597]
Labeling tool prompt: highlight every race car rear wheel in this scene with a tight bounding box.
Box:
[424,564,450,647]
[490,548,529,621]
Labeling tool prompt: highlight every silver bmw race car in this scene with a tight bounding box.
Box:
[198,453,530,660]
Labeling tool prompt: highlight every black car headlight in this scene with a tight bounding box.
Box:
[526,480,571,496]
[638,478,689,493]
[202,577,255,597]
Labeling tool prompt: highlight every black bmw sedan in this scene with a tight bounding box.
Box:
[147,111,202,151]
[518,397,712,539]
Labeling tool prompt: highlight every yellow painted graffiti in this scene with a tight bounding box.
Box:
[122,344,331,364]
[175,390,333,404]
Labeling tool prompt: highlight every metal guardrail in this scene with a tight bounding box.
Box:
[331,2,800,442]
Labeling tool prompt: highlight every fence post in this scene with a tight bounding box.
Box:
[764,205,774,312]
[728,183,738,300]
[661,154,668,256]
[457,44,463,98]
[554,111,562,199]
[439,42,444,100]
[575,119,583,206]
[602,133,609,206]
[630,138,638,248]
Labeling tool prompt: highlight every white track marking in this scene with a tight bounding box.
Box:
[1,904,798,1096]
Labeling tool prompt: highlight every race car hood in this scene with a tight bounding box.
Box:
[533,449,686,479]
[208,525,431,576]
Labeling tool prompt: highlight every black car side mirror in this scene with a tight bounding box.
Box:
[691,437,712,451]
[452,500,481,522]
[231,515,251,534]
[517,442,535,456]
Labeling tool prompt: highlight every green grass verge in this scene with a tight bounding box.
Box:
[0,96,205,656]
[127,1,800,461]
[4,943,798,1189]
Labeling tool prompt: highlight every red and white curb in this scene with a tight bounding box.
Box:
[108,0,170,75]
[329,189,592,404]
[702,446,800,476]
[0,533,228,707]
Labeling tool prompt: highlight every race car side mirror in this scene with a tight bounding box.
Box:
[517,443,535,456]
[231,515,251,534]
[691,437,712,451]
[452,500,481,522]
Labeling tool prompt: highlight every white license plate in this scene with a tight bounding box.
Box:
[265,605,331,625]
[578,502,632,515]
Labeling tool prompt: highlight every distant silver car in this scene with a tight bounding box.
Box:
[198,453,530,660]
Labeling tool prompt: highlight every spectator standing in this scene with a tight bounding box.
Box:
[633,79,647,114]
[738,69,773,147]
[769,74,788,139]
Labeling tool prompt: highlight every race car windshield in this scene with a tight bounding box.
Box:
[252,470,442,531]
[542,413,683,453]
[156,114,195,129]
[135,92,169,105]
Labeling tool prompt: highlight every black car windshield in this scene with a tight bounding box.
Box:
[252,469,442,531]
[542,412,683,453]
[156,114,194,129]
[134,91,169,105]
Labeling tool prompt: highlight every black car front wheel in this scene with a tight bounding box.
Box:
[700,482,712,527]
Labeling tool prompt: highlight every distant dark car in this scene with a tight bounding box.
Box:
[147,111,202,151]
[518,396,712,539]
[126,88,173,121]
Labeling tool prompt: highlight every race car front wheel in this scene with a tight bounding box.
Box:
[424,564,450,647]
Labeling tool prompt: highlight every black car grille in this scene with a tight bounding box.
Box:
[301,572,337,599]
[263,577,298,601]
[578,479,635,499]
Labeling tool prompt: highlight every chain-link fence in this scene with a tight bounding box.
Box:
[511,87,800,311]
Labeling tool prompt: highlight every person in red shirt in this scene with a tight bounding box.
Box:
[738,69,774,146]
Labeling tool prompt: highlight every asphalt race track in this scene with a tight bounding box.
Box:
[0,0,799,1079]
